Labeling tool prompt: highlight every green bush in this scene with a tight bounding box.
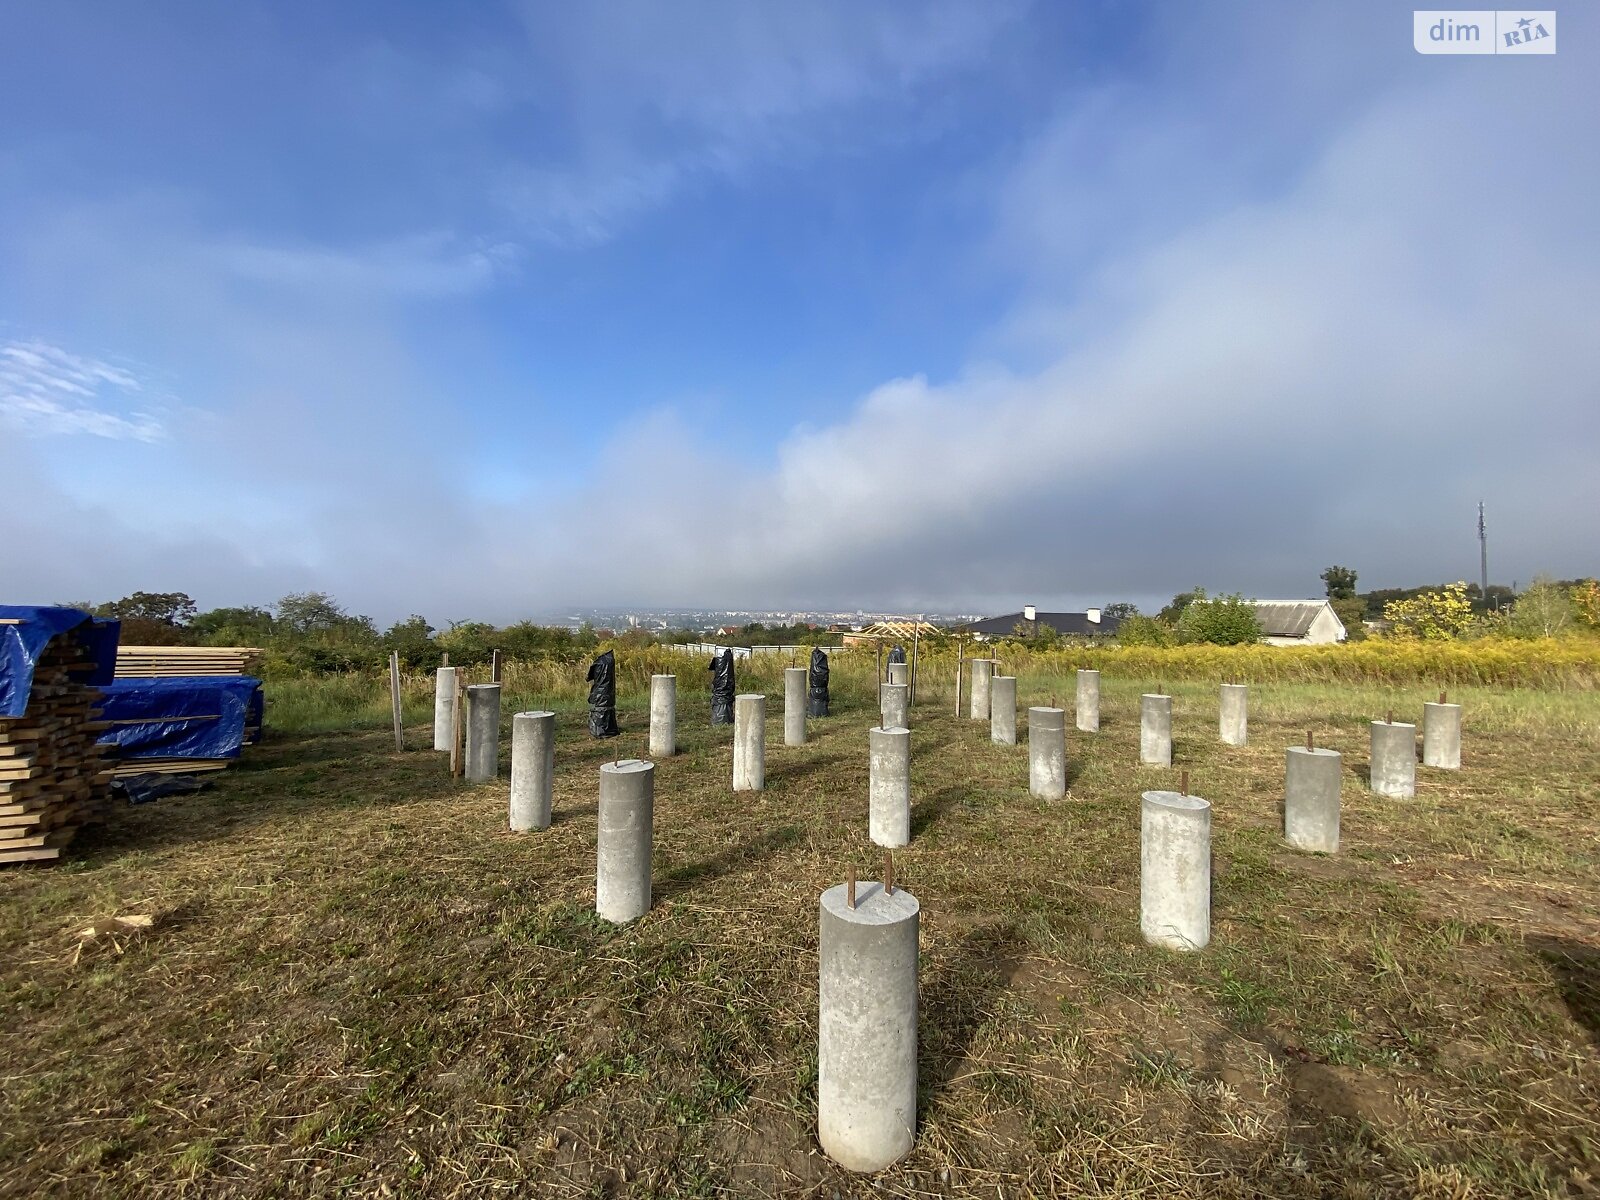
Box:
[1117,615,1174,647]
[1177,593,1262,646]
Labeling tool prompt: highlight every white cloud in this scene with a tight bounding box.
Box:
[0,340,166,442]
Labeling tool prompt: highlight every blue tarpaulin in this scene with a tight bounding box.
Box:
[0,605,120,717]
[97,676,264,760]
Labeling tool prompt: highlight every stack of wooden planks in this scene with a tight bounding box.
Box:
[110,756,231,778]
[114,645,261,678]
[0,625,114,865]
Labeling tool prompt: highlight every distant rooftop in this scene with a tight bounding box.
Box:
[959,610,1121,638]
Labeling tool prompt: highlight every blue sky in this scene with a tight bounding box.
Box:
[2,2,1596,625]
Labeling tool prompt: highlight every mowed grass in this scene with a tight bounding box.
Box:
[1,671,1597,1198]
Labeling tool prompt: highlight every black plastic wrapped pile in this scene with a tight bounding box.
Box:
[709,649,735,725]
[807,648,830,717]
[586,650,620,738]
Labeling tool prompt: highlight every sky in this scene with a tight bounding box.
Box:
[2,2,1596,627]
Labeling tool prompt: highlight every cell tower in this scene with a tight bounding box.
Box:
[1478,501,1488,603]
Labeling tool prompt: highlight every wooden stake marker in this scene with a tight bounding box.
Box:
[388,651,404,752]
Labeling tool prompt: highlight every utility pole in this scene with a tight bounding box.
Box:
[1478,500,1489,607]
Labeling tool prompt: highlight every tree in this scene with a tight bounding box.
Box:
[1158,588,1205,626]
[1383,583,1475,640]
[190,606,276,644]
[1504,576,1576,639]
[275,592,352,635]
[1571,579,1600,628]
[384,615,440,668]
[99,590,196,625]
[1320,566,1358,601]
[1177,594,1262,645]
[1102,602,1139,619]
[1330,597,1366,641]
[97,591,198,644]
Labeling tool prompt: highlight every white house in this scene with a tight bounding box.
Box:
[1252,600,1347,646]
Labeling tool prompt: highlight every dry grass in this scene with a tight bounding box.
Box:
[1,670,1597,1198]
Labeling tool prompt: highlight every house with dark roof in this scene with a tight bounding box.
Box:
[1251,600,1346,645]
[959,605,1122,640]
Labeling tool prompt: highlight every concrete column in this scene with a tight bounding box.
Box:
[596,759,654,923]
[869,726,911,848]
[433,666,458,751]
[733,694,766,791]
[1370,720,1416,798]
[969,658,994,720]
[509,711,555,831]
[784,667,807,747]
[990,676,1017,745]
[1076,669,1100,733]
[1285,747,1341,852]
[1140,790,1211,951]
[1028,707,1066,799]
[1219,683,1248,747]
[464,683,501,782]
[886,662,908,687]
[880,682,909,731]
[1140,694,1173,766]
[1422,702,1462,769]
[818,878,919,1173]
[649,674,677,758]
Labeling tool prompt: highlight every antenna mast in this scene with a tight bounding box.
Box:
[1478,501,1489,605]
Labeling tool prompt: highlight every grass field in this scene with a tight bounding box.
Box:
[2,664,1597,1197]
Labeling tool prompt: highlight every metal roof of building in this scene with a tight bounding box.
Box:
[1251,601,1331,639]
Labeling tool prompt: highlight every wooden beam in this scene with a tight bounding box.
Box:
[389,651,404,752]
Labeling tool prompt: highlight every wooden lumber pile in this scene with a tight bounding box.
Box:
[111,757,231,778]
[0,627,114,865]
[114,645,261,678]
